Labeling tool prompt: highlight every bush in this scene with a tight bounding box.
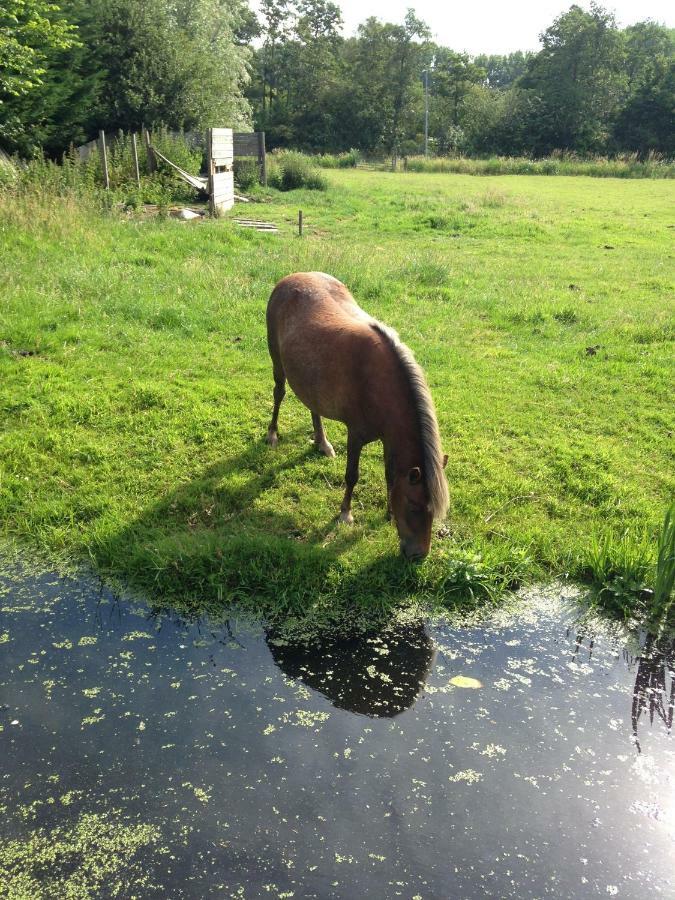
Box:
[268,151,327,191]
[316,149,361,169]
[234,158,260,191]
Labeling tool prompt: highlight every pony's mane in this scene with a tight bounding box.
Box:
[369,321,449,520]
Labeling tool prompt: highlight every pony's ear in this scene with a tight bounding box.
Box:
[442,454,448,469]
[408,466,422,485]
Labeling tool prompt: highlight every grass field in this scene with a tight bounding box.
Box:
[1,170,673,633]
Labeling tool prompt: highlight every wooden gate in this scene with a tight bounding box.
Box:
[207,128,234,215]
[234,132,267,186]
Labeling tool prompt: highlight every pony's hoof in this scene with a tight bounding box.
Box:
[266,431,278,448]
[319,442,336,458]
[339,511,354,525]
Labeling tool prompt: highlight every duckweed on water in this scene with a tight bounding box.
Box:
[0,811,163,899]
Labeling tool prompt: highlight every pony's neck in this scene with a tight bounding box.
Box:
[381,388,424,481]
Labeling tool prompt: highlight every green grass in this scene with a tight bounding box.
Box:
[0,170,673,633]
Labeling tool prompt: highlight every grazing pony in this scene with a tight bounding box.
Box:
[266,272,449,560]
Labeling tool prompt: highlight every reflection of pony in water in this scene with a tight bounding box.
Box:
[265,272,449,560]
[266,622,436,717]
[629,633,674,753]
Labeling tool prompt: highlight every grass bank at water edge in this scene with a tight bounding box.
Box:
[0,169,673,634]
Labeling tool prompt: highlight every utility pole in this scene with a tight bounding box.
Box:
[424,69,429,157]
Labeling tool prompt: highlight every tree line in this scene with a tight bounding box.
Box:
[1,0,673,159]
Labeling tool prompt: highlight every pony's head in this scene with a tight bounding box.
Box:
[390,455,448,561]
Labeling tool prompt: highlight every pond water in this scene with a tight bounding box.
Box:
[0,564,673,898]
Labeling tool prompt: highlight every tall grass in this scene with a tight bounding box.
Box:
[582,502,675,624]
[652,502,675,624]
[583,528,653,617]
[401,152,675,179]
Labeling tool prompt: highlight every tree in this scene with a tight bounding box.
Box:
[0,0,78,150]
[623,21,674,93]
[473,51,534,89]
[257,0,294,118]
[613,57,674,155]
[426,48,486,152]
[520,3,626,153]
[80,0,251,133]
[349,11,430,157]
[0,0,77,98]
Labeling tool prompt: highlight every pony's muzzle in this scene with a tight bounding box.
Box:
[400,540,428,562]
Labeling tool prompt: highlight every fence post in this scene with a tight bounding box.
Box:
[98,130,110,190]
[131,133,141,188]
[298,210,303,237]
[259,131,267,186]
[144,129,156,174]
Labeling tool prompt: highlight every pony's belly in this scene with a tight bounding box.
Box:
[286,370,346,423]
[281,349,348,423]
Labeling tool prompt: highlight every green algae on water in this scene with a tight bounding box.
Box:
[0,810,164,899]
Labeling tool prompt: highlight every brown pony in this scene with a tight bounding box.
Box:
[266,272,449,560]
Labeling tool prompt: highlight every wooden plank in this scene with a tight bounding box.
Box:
[234,142,258,156]
[260,131,267,186]
[208,128,235,215]
[207,128,215,216]
[235,223,278,231]
[234,132,264,158]
[212,169,234,212]
[151,146,208,193]
[144,129,156,174]
[131,133,141,188]
[76,138,97,162]
[98,130,110,190]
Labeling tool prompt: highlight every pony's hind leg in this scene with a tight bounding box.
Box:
[311,413,335,458]
[266,368,286,447]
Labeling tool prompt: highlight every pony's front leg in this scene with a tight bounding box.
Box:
[384,449,393,520]
[339,433,363,525]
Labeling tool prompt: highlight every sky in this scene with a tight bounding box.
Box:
[321,0,674,54]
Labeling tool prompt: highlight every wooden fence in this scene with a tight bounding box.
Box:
[73,129,266,189]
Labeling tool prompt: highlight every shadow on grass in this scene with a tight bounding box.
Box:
[92,431,463,637]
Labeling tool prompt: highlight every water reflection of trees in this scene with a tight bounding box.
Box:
[569,623,674,750]
[628,633,674,753]
[267,623,436,717]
